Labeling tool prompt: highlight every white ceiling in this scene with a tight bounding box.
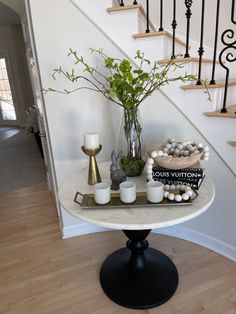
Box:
[0,1,20,27]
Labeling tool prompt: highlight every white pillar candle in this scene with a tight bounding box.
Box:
[84,133,99,149]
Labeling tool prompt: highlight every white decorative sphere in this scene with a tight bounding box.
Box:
[164,184,170,190]
[168,193,175,201]
[186,189,193,197]
[175,149,180,156]
[151,151,158,158]
[183,150,190,156]
[157,150,164,156]
[164,191,169,198]
[177,144,184,150]
[163,148,169,153]
[203,156,209,161]
[182,193,190,201]
[175,194,182,202]
[146,164,153,170]
[204,146,210,152]
[182,142,187,147]
[180,185,186,191]
[147,169,153,175]
[197,143,203,148]
[187,145,194,152]
[176,184,181,190]
[147,175,153,181]
[204,152,210,157]
[147,157,154,165]
[163,153,169,157]
[166,143,172,149]
[170,184,176,190]
[171,142,177,148]
[170,138,176,144]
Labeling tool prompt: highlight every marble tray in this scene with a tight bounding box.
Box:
[74,190,198,209]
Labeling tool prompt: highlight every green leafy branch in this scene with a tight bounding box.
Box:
[46,49,210,110]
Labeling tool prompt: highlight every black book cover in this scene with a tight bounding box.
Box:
[152,161,205,180]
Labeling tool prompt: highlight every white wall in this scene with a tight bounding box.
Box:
[0,25,34,125]
[29,0,236,260]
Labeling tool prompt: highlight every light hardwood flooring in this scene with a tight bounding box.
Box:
[1,132,236,313]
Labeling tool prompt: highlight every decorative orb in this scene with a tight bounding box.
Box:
[151,151,158,158]
[175,194,182,202]
[168,193,175,201]
[164,184,170,190]
[147,157,154,165]
[186,190,193,197]
[164,191,169,198]
[182,193,190,201]
[157,150,164,156]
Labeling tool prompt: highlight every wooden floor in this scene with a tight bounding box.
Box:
[0,183,236,314]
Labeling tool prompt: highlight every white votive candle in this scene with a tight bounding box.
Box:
[119,182,136,204]
[84,133,99,149]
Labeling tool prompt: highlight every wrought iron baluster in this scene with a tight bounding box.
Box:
[219,30,236,113]
[210,0,220,85]
[146,0,150,33]
[159,0,164,31]
[219,0,236,113]
[196,0,205,85]
[184,0,193,58]
[171,0,177,59]
[232,0,236,24]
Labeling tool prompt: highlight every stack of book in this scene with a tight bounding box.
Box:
[152,162,205,189]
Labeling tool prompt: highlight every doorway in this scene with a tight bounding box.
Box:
[0,53,18,125]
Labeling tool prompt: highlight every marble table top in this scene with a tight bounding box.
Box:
[58,161,215,230]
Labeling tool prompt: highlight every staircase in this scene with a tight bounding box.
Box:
[71,0,236,174]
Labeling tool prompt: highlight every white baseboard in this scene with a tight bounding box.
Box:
[62,223,108,239]
[155,226,236,262]
[62,223,236,262]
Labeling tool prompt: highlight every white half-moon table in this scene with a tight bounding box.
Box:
[58,161,215,310]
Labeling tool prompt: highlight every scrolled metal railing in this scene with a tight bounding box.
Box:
[114,0,236,114]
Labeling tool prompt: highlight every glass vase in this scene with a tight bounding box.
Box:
[116,108,145,177]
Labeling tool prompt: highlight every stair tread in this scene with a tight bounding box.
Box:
[107,4,142,13]
[228,141,236,147]
[132,31,185,47]
[107,5,156,32]
[182,80,236,90]
[205,105,236,118]
[158,57,220,64]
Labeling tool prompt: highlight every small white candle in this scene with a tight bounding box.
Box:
[84,133,99,149]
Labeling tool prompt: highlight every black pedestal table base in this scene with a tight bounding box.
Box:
[100,230,179,309]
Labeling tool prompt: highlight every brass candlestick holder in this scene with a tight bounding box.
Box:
[81,145,102,185]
